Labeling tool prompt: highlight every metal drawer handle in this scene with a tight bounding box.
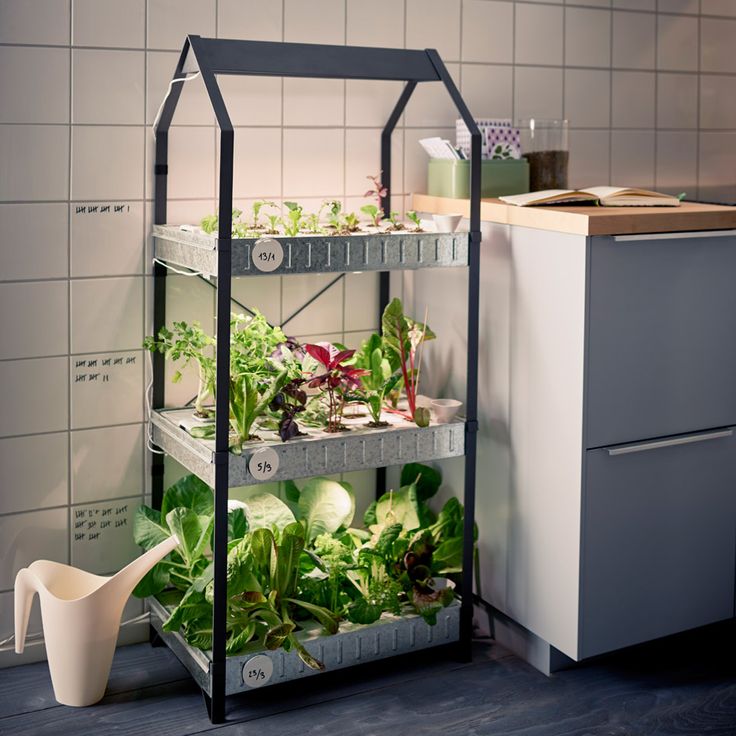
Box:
[614,229,736,242]
[607,429,733,456]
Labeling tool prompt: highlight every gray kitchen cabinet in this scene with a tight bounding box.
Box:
[580,428,736,658]
[412,196,736,673]
[586,233,736,448]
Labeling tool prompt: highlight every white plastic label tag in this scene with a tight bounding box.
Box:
[242,654,273,688]
[248,447,279,480]
[252,238,283,272]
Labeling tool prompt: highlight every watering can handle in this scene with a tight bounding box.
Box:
[14,568,37,654]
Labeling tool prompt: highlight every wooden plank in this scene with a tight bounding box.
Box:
[413,194,736,236]
[0,645,488,735]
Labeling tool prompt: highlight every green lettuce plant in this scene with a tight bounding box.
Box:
[353,333,401,427]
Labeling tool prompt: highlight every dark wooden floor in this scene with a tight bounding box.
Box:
[1,620,735,735]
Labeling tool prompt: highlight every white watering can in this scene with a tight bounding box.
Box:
[14,535,179,707]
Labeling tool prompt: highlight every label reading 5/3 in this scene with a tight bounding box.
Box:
[242,655,273,688]
[248,447,279,481]
[252,238,284,273]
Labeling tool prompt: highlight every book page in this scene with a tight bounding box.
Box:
[581,186,665,199]
[499,189,595,206]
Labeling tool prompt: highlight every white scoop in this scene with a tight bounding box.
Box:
[15,534,179,707]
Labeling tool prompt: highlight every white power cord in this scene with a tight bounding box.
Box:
[0,612,151,653]
[152,72,201,140]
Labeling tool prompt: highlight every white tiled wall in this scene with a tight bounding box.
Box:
[0,0,733,666]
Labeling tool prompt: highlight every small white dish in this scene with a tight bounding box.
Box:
[431,398,463,423]
[432,213,463,233]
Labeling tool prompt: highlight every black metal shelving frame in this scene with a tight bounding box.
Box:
[151,35,481,724]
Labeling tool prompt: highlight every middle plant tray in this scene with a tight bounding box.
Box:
[151,407,466,487]
[152,225,469,277]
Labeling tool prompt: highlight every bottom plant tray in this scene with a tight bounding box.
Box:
[148,597,460,696]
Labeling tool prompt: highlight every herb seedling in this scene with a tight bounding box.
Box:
[360,204,384,228]
[384,211,404,231]
[365,173,387,205]
[406,210,423,232]
[304,343,369,433]
[143,321,215,418]
[251,200,277,229]
[344,212,360,232]
[282,201,304,237]
[265,213,280,234]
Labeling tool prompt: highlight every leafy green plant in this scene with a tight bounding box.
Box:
[133,464,464,663]
[186,312,292,450]
[344,212,360,232]
[353,333,401,426]
[282,201,304,237]
[304,343,369,432]
[406,210,423,232]
[200,208,256,238]
[360,203,383,228]
[381,298,435,426]
[143,321,215,418]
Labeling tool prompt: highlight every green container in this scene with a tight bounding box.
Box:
[427,158,529,199]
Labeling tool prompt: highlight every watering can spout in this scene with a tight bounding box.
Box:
[104,534,180,603]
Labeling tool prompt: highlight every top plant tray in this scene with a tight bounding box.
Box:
[152,225,469,277]
[151,407,465,488]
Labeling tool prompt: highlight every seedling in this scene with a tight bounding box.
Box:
[265,213,280,234]
[344,212,360,232]
[283,201,304,237]
[360,204,384,228]
[251,200,277,229]
[406,210,423,232]
[364,173,387,205]
[384,211,404,231]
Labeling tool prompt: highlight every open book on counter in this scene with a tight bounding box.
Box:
[499,186,682,207]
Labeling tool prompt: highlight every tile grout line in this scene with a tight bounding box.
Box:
[66,0,73,566]
[695,0,702,198]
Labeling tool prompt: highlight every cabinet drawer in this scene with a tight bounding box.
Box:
[579,428,736,659]
[585,232,736,448]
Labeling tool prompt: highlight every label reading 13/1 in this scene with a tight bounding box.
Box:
[252,238,283,273]
[242,654,273,688]
[248,447,279,481]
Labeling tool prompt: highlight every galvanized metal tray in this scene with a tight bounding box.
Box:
[148,597,460,697]
[151,407,466,487]
[152,224,469,277]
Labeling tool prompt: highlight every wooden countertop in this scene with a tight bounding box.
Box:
[413,194,736,236]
